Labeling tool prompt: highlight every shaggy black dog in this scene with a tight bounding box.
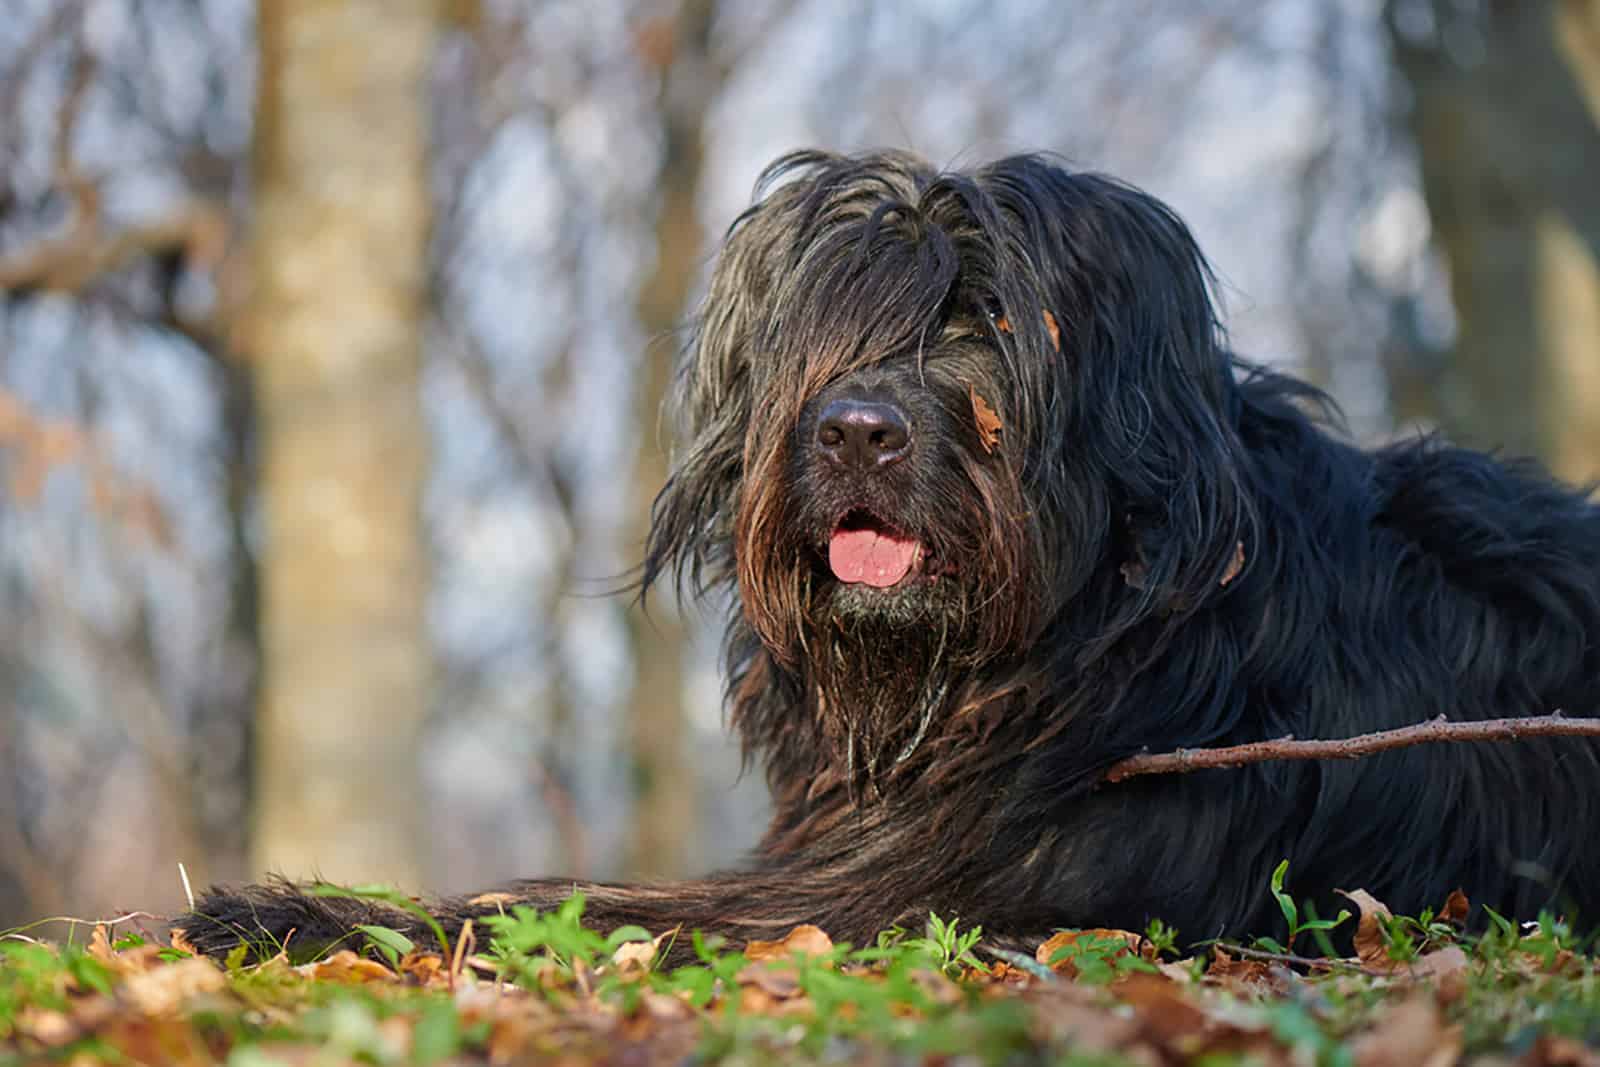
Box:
[181,150,1600,960]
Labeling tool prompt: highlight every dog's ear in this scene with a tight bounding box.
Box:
[641,171,811,603]
[1016,165,1256,610]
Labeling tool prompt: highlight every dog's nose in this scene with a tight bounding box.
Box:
[815,397,912,471]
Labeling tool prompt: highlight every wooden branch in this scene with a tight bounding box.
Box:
[0,201,227,295]
[1102,712,1600,783]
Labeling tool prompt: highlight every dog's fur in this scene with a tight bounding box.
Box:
[180,150,1600,960]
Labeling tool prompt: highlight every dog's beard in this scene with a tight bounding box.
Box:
[800,565,964,791]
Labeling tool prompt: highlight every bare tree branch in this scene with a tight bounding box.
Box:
[0,200,227,295]
[1102,713,1600,783]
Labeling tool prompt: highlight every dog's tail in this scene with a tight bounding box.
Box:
[175,876,441,962]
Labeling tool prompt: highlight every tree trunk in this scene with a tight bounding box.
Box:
[1387,0,1600,484]
[623,0,719,879]
[247,0,438,887]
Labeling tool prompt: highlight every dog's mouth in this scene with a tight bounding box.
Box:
[826,509,932,589]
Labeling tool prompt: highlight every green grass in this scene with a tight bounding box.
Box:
[2,871,1598,1065]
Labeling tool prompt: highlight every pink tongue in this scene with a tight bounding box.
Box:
[828,527,920,588]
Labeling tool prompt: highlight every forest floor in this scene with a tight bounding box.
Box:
[2,870,1598,1066]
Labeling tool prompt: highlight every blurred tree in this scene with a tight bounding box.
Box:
[0,0,257,921]
[249,0,440,886]
[1386,0,1600,483]
[622,0,716,880]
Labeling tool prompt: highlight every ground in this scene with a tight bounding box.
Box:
[1,875,1598,1066]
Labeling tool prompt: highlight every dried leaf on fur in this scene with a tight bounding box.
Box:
[1220,541,1245,586]
[992,310,1060,353]
[969,385,1003,454]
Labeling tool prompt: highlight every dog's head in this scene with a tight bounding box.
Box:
[645,150,1256,682]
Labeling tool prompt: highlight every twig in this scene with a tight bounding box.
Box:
[1103,712,1600,783]
[1214,943,1382,976]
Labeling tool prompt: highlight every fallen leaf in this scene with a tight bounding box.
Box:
[17,1007,77,1046]
[307,949,398,984]
[1157,959,1200,983]
[119,957,228,1015]
[1338,888,1394,970]
[612,926,679,975]
[168,926,202,958]
[1205,947,1273,987]
[968,384,1003,453]
[1113,971,1207,1042]
[1019,983,1147,1057]
[1403,945,1469,981]
[745,924,834,962]
[1526,1034,1600,1067]
[88,925,165,977]
[467,891,519,908]
[1036,928,1148,978]
[739,963,802,1000]
[1352,996,1460,1067]
[1439,889,1469,926]
[399,951,446,987]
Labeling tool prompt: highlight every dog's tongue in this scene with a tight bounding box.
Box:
[829,527,920,588]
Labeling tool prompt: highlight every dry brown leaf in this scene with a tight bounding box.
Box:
[306,949,397,984]
[168,926,202,959]
[739,963,802,1000]
[745,924,833,962]
[1439,889,1470,926]
[86,925,167,977]
[1113,971,1208,1043]
[612,926,679,975]
[1526,1034,1600,1067]
[1021,984,1151,1060]
[398,951,446,987]
[1338,888,1394,970]
[1036,928,1148,978]
[1352,996,1460,1067]
[968,384,1003,454]
[17,1007,77,1046]
[992,310,1060,352]
[1403,946,1469,981]
[1157,959,1200,983]
[119,957,228,1016]
[1220,541,1246,586]
[1205,946,1274,987]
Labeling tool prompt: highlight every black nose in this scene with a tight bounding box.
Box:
[815,397,912,471]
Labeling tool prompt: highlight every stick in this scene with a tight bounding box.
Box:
[1102,712,1600,783]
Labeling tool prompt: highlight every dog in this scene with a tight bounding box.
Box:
[180,150,1600,961]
